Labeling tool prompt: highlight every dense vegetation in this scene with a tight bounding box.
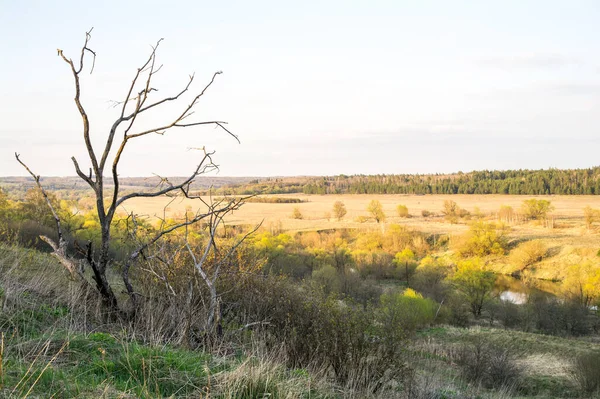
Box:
[204,167,600,195]
[4,166,600,201]
[1,189,600,397]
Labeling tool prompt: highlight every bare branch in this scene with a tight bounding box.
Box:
[114,150,215,208]
[57,29,100,179]
[14,153,83,280]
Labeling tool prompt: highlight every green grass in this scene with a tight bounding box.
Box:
[0,244,332,398]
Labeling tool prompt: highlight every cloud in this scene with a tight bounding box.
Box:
[477,53,580,69]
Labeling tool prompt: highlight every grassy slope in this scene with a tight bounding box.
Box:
[0,244,330,398]
[0,244,598,398]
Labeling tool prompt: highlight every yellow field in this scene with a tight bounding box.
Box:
[124,194,600,280]
[125,193,600,234]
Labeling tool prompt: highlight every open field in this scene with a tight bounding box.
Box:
[126,193,600,234]
[126,194,600,281]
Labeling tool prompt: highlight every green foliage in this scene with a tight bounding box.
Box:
[412,256,451,302]
[521,199,554,220]
[393,248,417,284]
[396,204,409,218]
[379,289,437,335]
[456,221,508,257]
[332,200,347,221]
[450,258,496,317]
[312,264,341,295]
[367,200,386,223]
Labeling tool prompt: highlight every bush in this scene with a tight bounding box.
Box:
[453,336,522,389]
[397,204,409,218]
[498,205,515,223]
[367,200,386,223]
[411,257,450,303]
[223,275,407,391]
[499,300,523,329]
[333,201,347,221]
[421,210,433,217]
[510,240,546,269]
[379,289,437,335]
[291,207,303,219]
[571,351,600,394]
[521,199,554,220]
[455,221,508,257]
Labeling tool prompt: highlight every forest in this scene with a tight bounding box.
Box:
[210,168,600,196]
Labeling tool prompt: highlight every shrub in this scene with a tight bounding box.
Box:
[498,205,515,223]
[223,275,407,390]
[291,207,303,219]
[455,221,508,257]
[442,200,469,224]
[397,204,409,218]
[379,289,437,334]
[450,258,496,317]
[510,240,546,269]
[367,200,386,223]
[333,201,347,221]
[421,210,433,217]
[521,199,554,220]
[453,336,521,389]
[412,257,450,303]
[584,206,600,229]
[355,215,370,223]
[571,351,600,394]
[499,300,523,329]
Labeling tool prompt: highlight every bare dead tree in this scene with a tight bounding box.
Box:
[14,154,85,282]
[16,29,238,311]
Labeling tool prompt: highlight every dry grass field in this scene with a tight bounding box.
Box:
[124,194,600,281]
[125,193,600,234]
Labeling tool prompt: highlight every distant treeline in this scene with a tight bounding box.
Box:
[215,196,306,204]
[302,169,600,195]
[5,167,600,198]
[212,168,600,195]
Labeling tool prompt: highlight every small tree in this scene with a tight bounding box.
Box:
[393,248,416,287]
[562,262,600,308]
[333,201,347,221]
[442,200,469,224]
[510,240,546,269]
[396,204,409,218]
[584,206,600,230]
[367,200,386,223]
[291,207,303,219]
[451,259,496,317]
[442,200,459,223]
[456,221,508,257]
[498,205,515,224]
[521,199,554,220]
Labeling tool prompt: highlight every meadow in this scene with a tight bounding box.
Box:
[127,193,600,233]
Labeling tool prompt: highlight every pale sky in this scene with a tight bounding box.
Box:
[1,0,599,177]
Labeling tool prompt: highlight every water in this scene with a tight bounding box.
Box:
[494,274,559,304]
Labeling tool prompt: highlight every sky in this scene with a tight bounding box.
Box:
[1,0,599,177]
